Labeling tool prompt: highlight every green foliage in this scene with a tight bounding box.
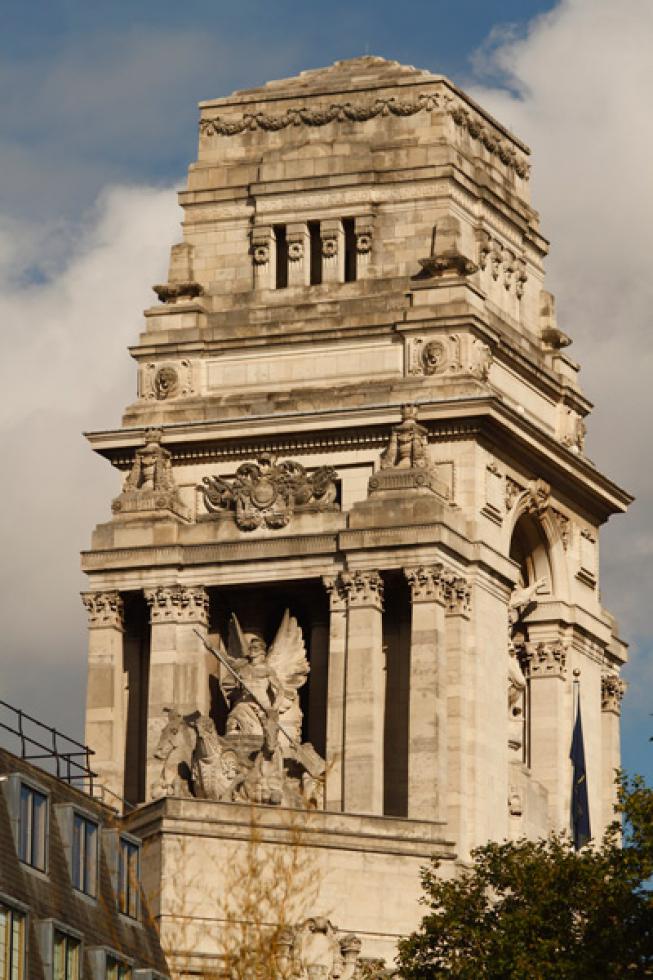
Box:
[397,774,653,979]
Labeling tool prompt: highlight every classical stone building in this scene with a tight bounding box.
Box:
[81,57,631,972]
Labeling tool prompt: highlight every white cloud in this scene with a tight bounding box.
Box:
[0,185,180,738]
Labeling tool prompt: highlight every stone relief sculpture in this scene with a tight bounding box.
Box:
[199,453,338,530]
[507,577,547,755]
[379,404,428,470]
[151,610,325,808]
[271,917,395,979]
[112,428,189,520]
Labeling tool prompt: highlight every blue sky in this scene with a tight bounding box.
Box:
[0,0,651,795]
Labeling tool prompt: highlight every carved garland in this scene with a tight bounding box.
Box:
[200,94,530,177]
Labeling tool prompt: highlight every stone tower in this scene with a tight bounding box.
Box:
[82,57,631,970]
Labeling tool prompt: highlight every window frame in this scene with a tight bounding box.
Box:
[118,835,140,920]
[37,920,84,980]
[0,894,29,980]
[88,947,134,980]
[1,773,50,875]
[71,811,99,898]
[53,927,82,980]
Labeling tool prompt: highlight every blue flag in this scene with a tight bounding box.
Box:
[570,696,591,849]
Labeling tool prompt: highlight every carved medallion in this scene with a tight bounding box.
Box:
[154,365,179,400]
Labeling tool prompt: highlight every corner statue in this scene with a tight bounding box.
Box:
[151,610,325,808]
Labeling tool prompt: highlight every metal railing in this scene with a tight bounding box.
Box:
[0,700,97,793]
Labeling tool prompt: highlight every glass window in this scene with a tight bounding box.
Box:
[53,931,80,980]
[72,813,98,897]
[18,782,47,871]
[106,957,132,980]
[118,838,140,918]
[0,903,26,980]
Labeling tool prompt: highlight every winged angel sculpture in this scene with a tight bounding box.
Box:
[152,609,325,808]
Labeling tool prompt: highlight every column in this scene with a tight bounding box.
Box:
[143,585,210,798]
[601,671,625,832]
[82,591,125,803]
[354,214,374,278]
[404,566,449,821]
[308,616,329,758]
[286,222,310,287]
[320,219,344,283]
[444,575,474,857]
[341,570,385,815]
[323,576,348,811]
[251,224,273,289]
[523,642,569,828]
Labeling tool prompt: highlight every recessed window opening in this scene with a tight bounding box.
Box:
[19,782,47,871]
[343,218,357,282]
[54,930,81,980]
[118,837,140,918]
[0,904,26,980]
[72,813,98,897]
[107,957,132,980]
[308,221,322,285]
[274,225,288,289]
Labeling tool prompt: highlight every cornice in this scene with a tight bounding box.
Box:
[199,83,529,177]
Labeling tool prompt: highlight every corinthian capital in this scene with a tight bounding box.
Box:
[144,585,209,625]
[601,672,626,714]
[404,564,449,604]
[521,642,567,679]
[82,591,124,629]
[323,575,349,612]
[338,570,384,610]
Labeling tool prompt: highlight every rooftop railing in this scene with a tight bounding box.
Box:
[0,700,97,793]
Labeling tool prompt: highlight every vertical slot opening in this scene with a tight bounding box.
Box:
[343,218,357,282]
[274,224,288,289]
[308,220,322,285]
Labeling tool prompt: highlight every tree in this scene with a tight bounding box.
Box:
[397,776,653,979]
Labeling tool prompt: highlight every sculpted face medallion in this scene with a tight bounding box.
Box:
[422,340,446,375]
[154,365,179,400]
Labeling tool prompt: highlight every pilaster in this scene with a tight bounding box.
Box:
[286,222,310,287]
[323,575,349,811]
[522,642,569,828]
[82,591,125,803]
[143,585,210,799]
[601,671,625,829]
[340,570,385,815]
[404,565,449,821]
[444,576,474,858]
[320,219,345,283]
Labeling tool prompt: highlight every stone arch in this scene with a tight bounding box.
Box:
[504,483,570,602]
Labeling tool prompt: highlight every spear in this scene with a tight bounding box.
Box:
[192,628,297,748]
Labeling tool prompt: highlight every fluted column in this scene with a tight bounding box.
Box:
[323,576,348,811]
[601,671,625,831]
[144,585,210,798]
[404,566,450,820]
[82,591,125,802]
[522,642,568,828]
[341,570,385,815]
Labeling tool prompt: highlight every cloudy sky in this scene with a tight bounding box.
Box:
[1,0,651,784]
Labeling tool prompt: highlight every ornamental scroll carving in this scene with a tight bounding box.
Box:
[200,91,529,178]
[601,673,626,714]
[405,333,491,381]
[198,454,339,531]
[82,591,124,629]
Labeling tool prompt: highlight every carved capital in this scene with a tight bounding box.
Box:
[339,570,384,610]
[322,575,349,612]
[82,590,124,629]
[145,586,209,625]
[521,642,567,679]
[444,574,472,617]
[601,673,626,714]
[404,564,449,604]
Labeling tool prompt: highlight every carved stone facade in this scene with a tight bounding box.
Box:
[81,56,630,974]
